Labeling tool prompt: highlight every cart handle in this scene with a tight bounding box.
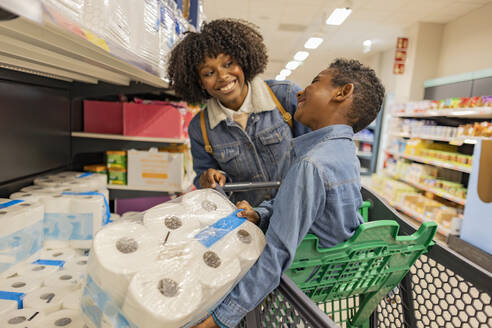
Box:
[221,181,281,192]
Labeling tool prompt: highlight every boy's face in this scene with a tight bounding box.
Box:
[197,53,247,110]
[295,69,338,129]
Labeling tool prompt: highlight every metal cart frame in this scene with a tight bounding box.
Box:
[239,187,491,328]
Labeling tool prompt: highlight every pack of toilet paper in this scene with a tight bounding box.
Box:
[0,244,88,326]
[0,199,44,273]
[81,189,266,328]
[10,190,111,249]
[33,171,107,191]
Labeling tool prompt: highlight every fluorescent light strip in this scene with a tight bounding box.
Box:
[275,75,285,81]
[304,37,323,49]
[326,8,352,25]
[294,51,309,61]
[286,61,301,70]
[280,69,292,77]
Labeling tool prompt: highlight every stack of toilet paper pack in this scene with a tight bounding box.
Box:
[82,189,266,328]
[0,199,44,273]
[0,244,89,328]
[10,171,110,249]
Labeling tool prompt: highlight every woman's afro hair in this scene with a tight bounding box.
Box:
[167,18,268,104]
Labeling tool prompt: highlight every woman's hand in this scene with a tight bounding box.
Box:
[191,315,219,328]
[236,200,260,225]
[199,169,226,188]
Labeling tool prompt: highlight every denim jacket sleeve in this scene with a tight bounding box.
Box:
[266,80,311,138]
[188,112,226,189]
[212,159,326,327]
[254,199,274,233]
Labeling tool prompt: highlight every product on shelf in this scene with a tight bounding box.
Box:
[389,95,492,116]
[106,150,127,169]
[83,164,107,175]
[108,167,127,185]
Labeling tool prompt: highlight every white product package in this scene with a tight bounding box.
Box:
[23,286,72,315]
[0,199,44,273]
[81,189,266,328]
[2,308,45,327]
[37,309,86,328]
[10,190,111,249]
[33,171,107,191]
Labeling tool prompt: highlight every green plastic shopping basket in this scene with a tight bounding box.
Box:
[286,201,437,328]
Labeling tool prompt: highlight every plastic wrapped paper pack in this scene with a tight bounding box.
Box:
[42,0,85,24]
[33,172,107,191]
[10,190,111,249]
[81,189,266,328]
[0,199,44,273]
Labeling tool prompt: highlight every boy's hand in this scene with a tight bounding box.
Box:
[191,315,219,328]
[199,169,226,188]
[236,200,260,224]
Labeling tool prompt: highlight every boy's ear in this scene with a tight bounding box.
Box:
[334,83,354,102]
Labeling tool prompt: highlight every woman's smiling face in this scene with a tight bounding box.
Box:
[198,54,248,110]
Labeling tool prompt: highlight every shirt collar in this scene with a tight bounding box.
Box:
[293,124,354,158]
[205,76,276,129]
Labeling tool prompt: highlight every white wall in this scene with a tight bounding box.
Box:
[437,2,492,77]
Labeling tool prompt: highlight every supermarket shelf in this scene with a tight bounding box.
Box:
[389,133,489,145]
[71,132,188,144]
[353,137,374,143]
[393,107,492,119]
[356,151,373,159]
[0,16,168,88]
[385,149,472,173]
[107,184,190,193]
[383,171,466,206]
[361,182,451,237]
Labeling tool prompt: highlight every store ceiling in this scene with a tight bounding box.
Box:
[203,0,492,87]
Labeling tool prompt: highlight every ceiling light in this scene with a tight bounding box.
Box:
[280,69,292,77]
[286,61,302,70]
[363,40,372,53]
[304,37,323,49]
[294,51,309,61]
[325,8,352,25]
[275,75,285,81]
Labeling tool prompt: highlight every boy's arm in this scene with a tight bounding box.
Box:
[211,160,326,328]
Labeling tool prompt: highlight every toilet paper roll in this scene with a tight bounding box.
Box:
[43,269,84,291]
[63,256,89,273]
[21,263,60,280]
[120,211,144,223]
[2,308,44,327]
[110,213,120,221]
[40,248,78,262]
[61,289,82,311]
[44,240,72,249]
[37,309,86,328]
[0,276,42,294]
[23,286,71,314]
[213,221,266,267]
[21,185,109,202]
[0,299,18,316]
[143,208,201,245]
[87,222,161,307]
[122,260,203,328]
[189,241,241,290]
[182,189,237,226]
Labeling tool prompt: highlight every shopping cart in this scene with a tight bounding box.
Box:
[228,184,491,328]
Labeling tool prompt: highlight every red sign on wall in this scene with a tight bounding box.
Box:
[393,37,409,75]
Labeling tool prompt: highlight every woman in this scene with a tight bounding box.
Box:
[167,18,309,206]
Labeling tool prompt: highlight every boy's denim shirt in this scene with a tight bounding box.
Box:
[188,79,310,206]
[212,124,364,328]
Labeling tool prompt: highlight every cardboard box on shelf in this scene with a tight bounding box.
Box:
[127,148,194,190]
[84,100,123,134]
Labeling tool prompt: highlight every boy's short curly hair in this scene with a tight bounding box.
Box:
[167,19,268,104]
[329,59,385,133]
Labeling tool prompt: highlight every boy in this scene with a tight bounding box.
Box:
[194,58,385,328]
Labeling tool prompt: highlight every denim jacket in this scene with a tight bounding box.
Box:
[188,77,310,206]
[212,125,364,327]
